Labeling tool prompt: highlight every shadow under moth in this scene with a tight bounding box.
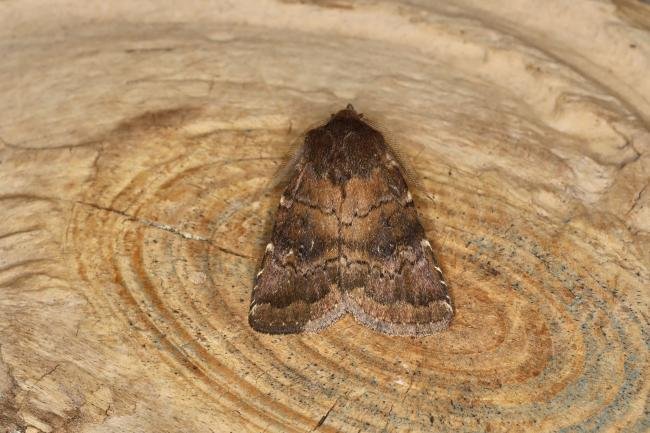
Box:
[249,105,452,336]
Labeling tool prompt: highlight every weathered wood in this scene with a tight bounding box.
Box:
[0,1,648,432]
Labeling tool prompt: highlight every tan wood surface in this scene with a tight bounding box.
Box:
[1,1,648,432]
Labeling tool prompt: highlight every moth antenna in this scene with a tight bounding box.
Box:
[263,110,331,193]
[362,115,423,192]
[264,131,305,193]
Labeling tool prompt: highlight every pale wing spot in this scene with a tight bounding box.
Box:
[265,243,274,253]
[405,191,413,203]
[256,269,264,278]
[420,239,432,249]
[442,301,453,314]
[440,280,447,286]
[280,195,292,208]
[434,265,443,274]
[249,304,259,316]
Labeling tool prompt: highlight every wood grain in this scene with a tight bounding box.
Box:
[0,1,648,432]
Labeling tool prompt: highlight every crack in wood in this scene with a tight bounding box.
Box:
[381,404,394,432]
[313,398,338,431]
[626,182,649,216]
[77,201,209,241]
[77,201,254,260]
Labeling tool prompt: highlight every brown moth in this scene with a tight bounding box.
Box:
[249,105,452,336]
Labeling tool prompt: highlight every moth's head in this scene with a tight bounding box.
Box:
[303,104,385,182]
[331,103,364,121]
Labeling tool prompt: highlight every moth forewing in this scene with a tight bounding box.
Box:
[249,105,452,335]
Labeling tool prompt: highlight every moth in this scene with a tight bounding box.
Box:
[249,105,452,336]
